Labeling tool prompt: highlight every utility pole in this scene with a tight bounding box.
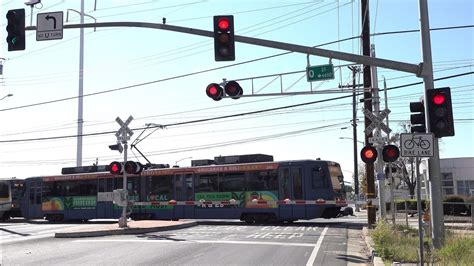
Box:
[348,66,360,212]
[419,0,444,248]
[361,0,376,225]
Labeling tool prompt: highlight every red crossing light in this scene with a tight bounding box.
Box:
[224,81,243,99]
[382,145,400,163]
[125,161,143,175]
[360,146,377,164]
[109,161,123,175]
[206,83,223,101]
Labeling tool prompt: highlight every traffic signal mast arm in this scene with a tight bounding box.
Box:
[24,21,421,76]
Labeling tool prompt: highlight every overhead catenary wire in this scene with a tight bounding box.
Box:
[0,71,471,144]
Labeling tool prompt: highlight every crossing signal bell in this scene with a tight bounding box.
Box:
[409,101,426,133]
[213,15,235,61]
[382,145,400,163]
[427,87,455,138]
[360,146,377,164]
[206,81,243,101]
[6,8,25,51]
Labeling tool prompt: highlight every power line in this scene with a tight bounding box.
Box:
[0,71,472,144]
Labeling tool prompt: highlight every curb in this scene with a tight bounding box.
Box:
[362,227,384,266]
[54,221,198,238]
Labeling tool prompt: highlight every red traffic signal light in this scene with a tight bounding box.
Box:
[125,161,143,175]
[382,145,400,163]
[109,161,123,175]
[427,87,454,138]
[360,146,377,164]
[213,15,235,61]
[206,83,224,101]
[224,81,243,99]
[6,9,25,51]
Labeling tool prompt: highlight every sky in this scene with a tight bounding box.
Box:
[0,0,473,182]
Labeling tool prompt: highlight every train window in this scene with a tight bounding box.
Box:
[146,175,173,201]
[279,168,290,199]
[248,170,278,191]
[220,172,245,192]
[196,174,218,193]
[185,175,193,200]
[292,168,303,199]
[312,167,329,188]
[0,183,9,197]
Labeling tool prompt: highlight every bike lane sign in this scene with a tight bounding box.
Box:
[400,133,434,157]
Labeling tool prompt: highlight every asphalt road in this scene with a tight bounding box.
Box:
[1,217,368,265]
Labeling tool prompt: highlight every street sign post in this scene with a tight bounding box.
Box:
[400,133,434,157]
[306,64,334,82]
[36,12,63,41]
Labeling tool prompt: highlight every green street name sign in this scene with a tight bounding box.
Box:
[306,64,334,82]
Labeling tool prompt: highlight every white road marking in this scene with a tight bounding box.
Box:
[306,226,328,266]
[73,239,316,247]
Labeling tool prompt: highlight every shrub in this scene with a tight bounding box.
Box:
[436,235,474,265]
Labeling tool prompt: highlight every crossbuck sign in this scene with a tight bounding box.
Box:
[115,116,134,142]
[364,108,391,136]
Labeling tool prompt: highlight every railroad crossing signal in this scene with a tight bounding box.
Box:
[6,9,25,51]
[213,15,235,61]
[360,146,377,164]
[115,116,133,142]
[124,161,143,175]
[382,145,400,162]
[206,81,243,101]
[109,161,123,175]
[364,108,391,135]
[427,87,455,138]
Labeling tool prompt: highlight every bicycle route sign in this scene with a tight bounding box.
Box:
[400,133,434,157]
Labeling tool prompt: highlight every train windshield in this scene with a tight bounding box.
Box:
[328,164,343,191]
[0,182,10,198]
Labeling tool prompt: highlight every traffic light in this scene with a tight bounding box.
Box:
[124,161,143,175]
[206,83,224,101]
[410,101,426,133]
[382,145,400,163]
[224,80,243,99]
[213,15,235,61]
[427,87,455,138]
[6,9,25,51]
[360,146,377,164]
[109,161,123,175]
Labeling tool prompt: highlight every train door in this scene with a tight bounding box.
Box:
[97,178,114,218]
[279,166,304,220]
[23,179,43,219]
[174,173,194,219]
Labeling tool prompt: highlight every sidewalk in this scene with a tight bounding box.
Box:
[55,220,197,238]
